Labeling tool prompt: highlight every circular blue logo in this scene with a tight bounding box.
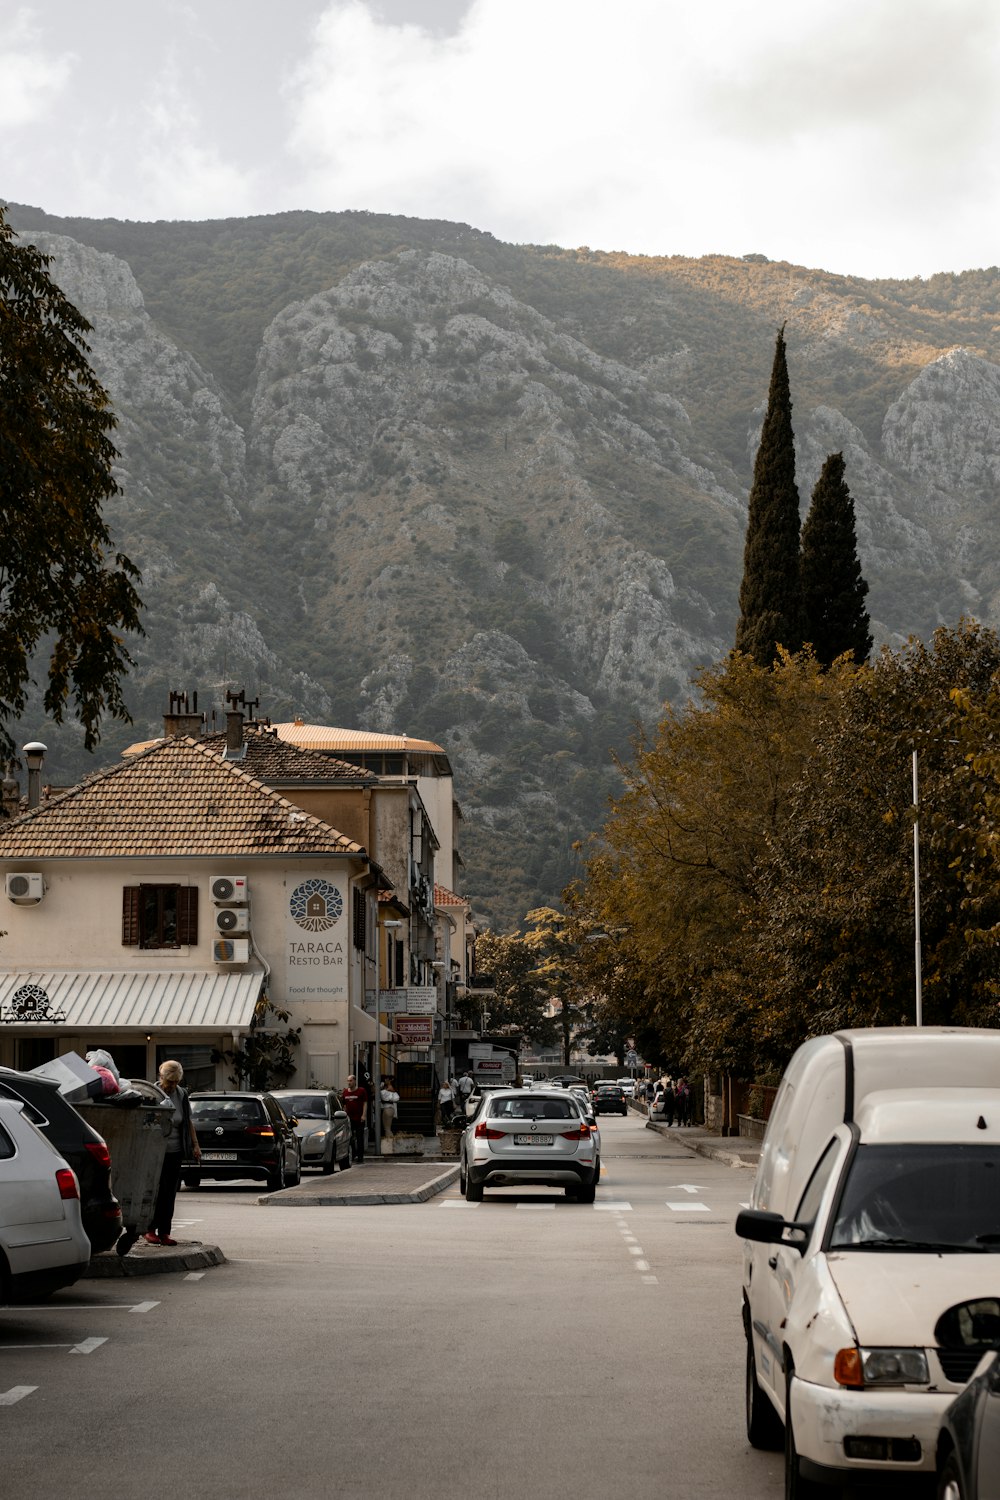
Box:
[289,878,344,932]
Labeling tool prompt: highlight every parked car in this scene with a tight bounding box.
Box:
[593,1085,628,1117]
[737,1027,1000,1494]
[459,1087,600,1203]
[183,1091,302,1191]
[616,1078,636,1098]
[0,1065,122,1254]
[0,1098,92,1302]
[270,1088,352,1174]
[935,1297,1000,1500]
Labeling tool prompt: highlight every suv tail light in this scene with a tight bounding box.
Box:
[561,1124,592,1140]
[84,1141,112,1169]
[56,1168,79,1200]
[474,1121,504,1140]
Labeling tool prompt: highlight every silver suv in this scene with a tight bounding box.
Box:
[459,1088,600,1202]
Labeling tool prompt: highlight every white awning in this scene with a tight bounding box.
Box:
[350,1006,394,1044]
[0,969,266,1032]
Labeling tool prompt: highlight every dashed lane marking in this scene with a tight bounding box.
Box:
[593,1201,632,1211]
[69,1338,107,1355]
[0,1387,37,1405]
[130,1301,159,1314]
[667,1184,705,1193]
[634,1259,651,1271]
[666,1201,711,1212]
[184,1273,205,1281]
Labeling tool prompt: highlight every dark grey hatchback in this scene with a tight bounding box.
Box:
[183,1092,302,1192]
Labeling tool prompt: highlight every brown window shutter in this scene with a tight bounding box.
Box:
[122,887,140,946]
[176,887,199,946]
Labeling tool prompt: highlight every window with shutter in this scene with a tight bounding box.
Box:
[122,884,198,949]
[352,888,365,951]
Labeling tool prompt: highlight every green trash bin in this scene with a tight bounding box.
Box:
[76,1092,173,1254]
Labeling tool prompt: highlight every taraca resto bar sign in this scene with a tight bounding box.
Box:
[284,875,348,1001]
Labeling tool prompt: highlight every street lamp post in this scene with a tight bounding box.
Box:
[912,750,923,1028]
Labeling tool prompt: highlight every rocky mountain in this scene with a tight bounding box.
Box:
[5,204,1000,929]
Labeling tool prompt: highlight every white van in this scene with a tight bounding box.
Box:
[736,1027,1000,1495]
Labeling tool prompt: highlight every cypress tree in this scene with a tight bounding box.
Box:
[800,452,872,666]
[735,326,803,665]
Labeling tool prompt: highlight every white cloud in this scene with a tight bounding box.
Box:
[281,0,1000,276]
[0,8,72,128]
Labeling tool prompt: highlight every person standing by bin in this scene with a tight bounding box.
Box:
[342,1073,369,1162]
[145,1060,200,1246]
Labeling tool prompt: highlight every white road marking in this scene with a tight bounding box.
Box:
[667,1184,705,1193]
[593,1202,631,1211]
[184,1272,205,1281]
[440,1200,480,1207]
[634,1259,650,1271]
[516,1203,555,1210]
[666,1201,711,1212]
[69,1337,107,1355]
[130,1301,159,1314]
[740,1201,751,1209]
[641,1275,659,1284]
[0,1387,37,1405]
[628,1246,644,1256]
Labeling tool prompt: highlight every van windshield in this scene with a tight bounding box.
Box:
[829,1144,1000,1253]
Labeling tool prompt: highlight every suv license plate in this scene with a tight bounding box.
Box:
[514,1134,553,1146]
[201,1151,238,1161]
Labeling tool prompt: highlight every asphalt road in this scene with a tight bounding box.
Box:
[0,1117,792,1498]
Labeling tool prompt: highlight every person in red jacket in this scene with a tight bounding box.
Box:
[341,1074,369,1162]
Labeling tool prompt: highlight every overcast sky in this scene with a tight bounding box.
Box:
[1,0,997,281]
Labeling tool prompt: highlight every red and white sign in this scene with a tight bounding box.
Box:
[395,1015,433,1045]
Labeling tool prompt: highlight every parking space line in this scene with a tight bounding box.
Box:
[69,1338,108,1355]
[593,1202,631,1211]
[130,1302,159,1314]
[0,1386,37,1405]
[184,1273,205,1281]
[666,1201,710,1212]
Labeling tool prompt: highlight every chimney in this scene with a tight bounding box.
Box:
[226,707,244,755]
[22,742,47,810]
[163,690,205,739]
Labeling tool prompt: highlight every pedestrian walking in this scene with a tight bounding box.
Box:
[662,1079,676,1126]
[341,1073,369,1162]
[381,1076,400,1142]
[146,1060,200,1246]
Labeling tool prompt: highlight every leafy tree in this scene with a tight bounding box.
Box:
[735,326,802,665]
[521,905,598,1065]
[473,930,558,1048]
[579,649,853,1072]
[800,452,872,666]
[212,995,301,1089]
[0,207,142,763]
[734,621,1000,1071]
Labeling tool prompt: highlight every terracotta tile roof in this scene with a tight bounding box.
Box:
[273,722,445,755]
[200,727,376,784]
[0,738,366,860]
[434,883,469,908]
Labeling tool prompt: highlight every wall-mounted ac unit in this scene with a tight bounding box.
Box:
[215,907,250,935]
[213,937,250,964]
[5,873,44,905]
[210,874,249,904]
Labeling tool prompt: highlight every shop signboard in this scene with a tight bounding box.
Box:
[395,1015,434,1045]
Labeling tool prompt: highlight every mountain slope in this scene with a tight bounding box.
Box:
[5,204,1000,927]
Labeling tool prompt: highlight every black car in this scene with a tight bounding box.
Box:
[593,1085,628,1116]
[936,1297,1000,1499]
[0,1066,122,1254]
[184,1091,302,1191]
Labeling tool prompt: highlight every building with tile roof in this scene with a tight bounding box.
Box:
[0,736,388,1092]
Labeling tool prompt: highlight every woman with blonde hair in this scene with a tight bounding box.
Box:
[145,1060,200,1246]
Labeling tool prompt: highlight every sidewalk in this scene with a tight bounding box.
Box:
[645,1120,762,1171]
[259,1155,460,1207]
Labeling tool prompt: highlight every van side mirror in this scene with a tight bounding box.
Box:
[735,1208,810,1253]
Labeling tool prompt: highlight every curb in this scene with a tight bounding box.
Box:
[645,1120,759,1172]
[85,1243,227,1278]
[257,1164,460,1206]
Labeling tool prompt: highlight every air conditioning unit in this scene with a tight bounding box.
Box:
[210,874,249,904]
[213,937,250,964]
[5,873,44,905]
[215,907,250,935]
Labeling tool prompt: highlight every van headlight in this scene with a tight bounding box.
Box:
[834,1347,929,1387]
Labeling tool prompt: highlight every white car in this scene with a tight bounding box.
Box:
[459,1087,601,1202]
[0,1098,91,1303]
[738,1028,1000,1493]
